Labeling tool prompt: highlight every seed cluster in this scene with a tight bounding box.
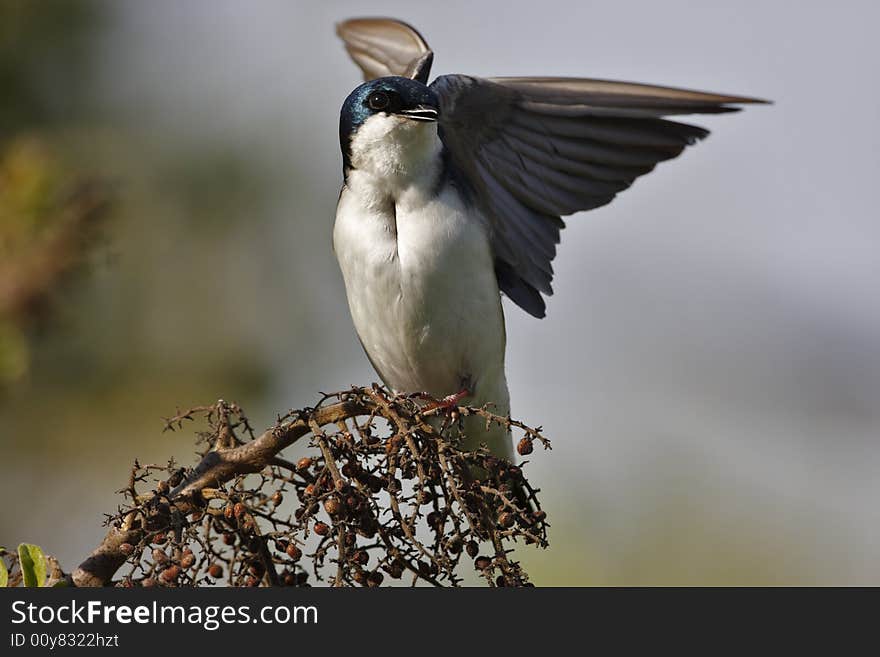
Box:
[109,386,550,587]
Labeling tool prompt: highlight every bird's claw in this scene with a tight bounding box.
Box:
[421,388,471,413]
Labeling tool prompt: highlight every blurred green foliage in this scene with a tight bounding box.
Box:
[0,1,108,384]
[0,0,280,399]
[0,137,108,384]
[0,136,60,382]
[0,1,284,562]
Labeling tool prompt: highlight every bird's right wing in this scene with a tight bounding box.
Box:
[431,74,767,318]
[336,17,434,83]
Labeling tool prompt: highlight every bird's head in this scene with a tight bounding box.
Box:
[340,76,440,179]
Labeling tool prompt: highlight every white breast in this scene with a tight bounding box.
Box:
[335,173,507,395]
[333,117,511,455]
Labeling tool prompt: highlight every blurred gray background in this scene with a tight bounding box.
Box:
[2,0,879,584]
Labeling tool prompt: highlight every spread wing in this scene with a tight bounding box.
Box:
[431,75,768,317]
[336,17,433,83]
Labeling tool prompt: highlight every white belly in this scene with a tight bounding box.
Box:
[333,176,510,425]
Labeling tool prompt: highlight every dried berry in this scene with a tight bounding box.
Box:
[367,571,384,587]
[296,457,313,471]
[180,552,195,569]
[517,437,534,456]
[474,556,492,570]
[286,544,303,561]
[208,564,223,579]
[426,511,443,529]
[466,541,479,558]
[357,517,378,538]
[222,532,236,546]
[324,497,342,516]
[314,521,330,536]
[233,502,246,519]
[271,491,283,506]
[161,565,180,582]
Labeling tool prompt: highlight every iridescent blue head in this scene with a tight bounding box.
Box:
[339,76,439,173]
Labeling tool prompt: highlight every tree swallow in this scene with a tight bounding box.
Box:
[333,17,767,458]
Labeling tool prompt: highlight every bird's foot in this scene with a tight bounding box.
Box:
[421,388,471,413]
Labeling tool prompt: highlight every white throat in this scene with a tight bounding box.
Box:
[347,113,442,203]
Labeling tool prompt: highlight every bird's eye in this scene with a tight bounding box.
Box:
[367,91,391,111]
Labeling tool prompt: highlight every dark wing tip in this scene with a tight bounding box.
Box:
[491,77,771,116]
[728,95,773,105]
[495,260,548,319]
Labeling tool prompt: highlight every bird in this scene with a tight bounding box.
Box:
[332,17,767,459]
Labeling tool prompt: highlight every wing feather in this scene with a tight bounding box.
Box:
[336,18,433,83]
[433,74,767,317]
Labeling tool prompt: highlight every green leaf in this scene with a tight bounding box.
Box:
[0,559,7,587]
[18,544,47,587]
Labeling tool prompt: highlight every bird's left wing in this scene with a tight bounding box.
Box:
[431,75,767,318]
[336,17,433,83]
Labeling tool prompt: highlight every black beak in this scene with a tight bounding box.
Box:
[398,104,439,122]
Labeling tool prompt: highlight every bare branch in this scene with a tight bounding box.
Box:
[70,387,549,588]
